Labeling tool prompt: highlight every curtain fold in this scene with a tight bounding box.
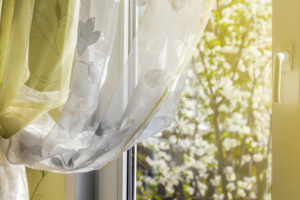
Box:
[3,0,121,171]
[2,0,214,173]
[0,0,15,87]
[0,0,214,198]
[0,145,29,200]
[0,0,79,138]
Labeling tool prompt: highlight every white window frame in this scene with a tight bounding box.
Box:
[272,0,300,200]
[98,0,138,199]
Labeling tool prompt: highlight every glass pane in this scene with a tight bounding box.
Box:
[136,0,272,200]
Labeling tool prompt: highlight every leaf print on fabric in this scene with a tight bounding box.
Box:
[83,137,110,167]
[51,157,63,168]
[67,152,80,168]
[80,61,101,81]
[77,17,102,56]
[55,1,62,20]
[136,0,149,6]
[51,152,81,169]
[32,1,67,57]
[95,122,104,136]
[168,0,186,11]
[33,10,60,56]
[20,142,43,157]
[144,69,171,89]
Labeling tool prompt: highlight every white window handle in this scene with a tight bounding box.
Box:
[273,52,290,104]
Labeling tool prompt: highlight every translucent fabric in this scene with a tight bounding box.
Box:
[0,0,214,175]
[0,0,214,198]
[0,0,79,138]
[0,145,28,200]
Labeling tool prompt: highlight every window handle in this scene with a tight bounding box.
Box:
[273,52,290,104]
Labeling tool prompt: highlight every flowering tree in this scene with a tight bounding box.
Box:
[137,0,272,199]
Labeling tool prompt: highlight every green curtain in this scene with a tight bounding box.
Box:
[0,0,78,138]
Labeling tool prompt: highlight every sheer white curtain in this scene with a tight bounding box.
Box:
[0,0,214,198]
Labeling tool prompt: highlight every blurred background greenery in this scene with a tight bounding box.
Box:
[137,0,272,199]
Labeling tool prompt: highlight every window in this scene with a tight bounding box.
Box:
[272,0,300,199]
[75,0,300,200]
[79,1,139,200]
[137,1,272,200]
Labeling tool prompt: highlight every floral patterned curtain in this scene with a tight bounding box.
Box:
[0,0,214,199]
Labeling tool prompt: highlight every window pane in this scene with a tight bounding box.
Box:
[136,0,272,200]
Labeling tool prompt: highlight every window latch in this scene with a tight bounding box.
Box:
[273,51,290,104]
